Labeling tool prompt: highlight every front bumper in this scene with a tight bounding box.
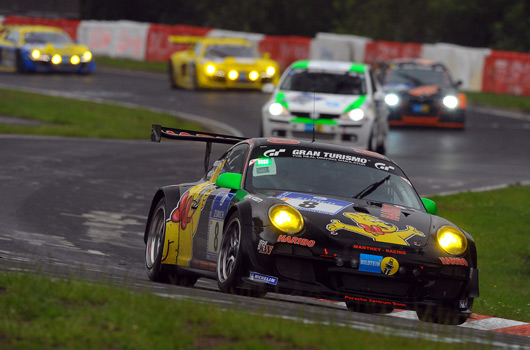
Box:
[388,104,465,128]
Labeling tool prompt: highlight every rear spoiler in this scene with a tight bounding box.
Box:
[151,124,248,173]
[168,35,206,45]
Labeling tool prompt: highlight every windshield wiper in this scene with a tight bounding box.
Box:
[353,175,390,199]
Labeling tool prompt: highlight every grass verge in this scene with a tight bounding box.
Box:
[0,88,206,139]
[465,90,530,113]
[429,184,530,321]
[95,56,167,73]
[0,272,492,350]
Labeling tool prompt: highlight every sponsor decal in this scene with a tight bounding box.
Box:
[245,194,264,203]
[190,259,216,272]
[326,212,424,246]
[263,149,286,157]
[459,299,468,309]
[277,192,351,215]
[207,191,235,258]
[439,257,468,266]
[291,149,368,165]
[375,162,395,172]
[353,244,407,255]
[344,295,407,308]
[381,257,399,275]
[277,234,315,247]
[257,240,274,254]
[381,204,401,221]
[359,253,383,273]
[267,139,300,144]
[249,272,278,285]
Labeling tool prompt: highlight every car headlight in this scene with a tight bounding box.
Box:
[228,70,239,80]
[70,55,80,65]
[342,108,365,121]
[266,66,276,76]
[51,54,62,65]
[269,204,304,234]
[443,95,459,109]
[249,70,259,81]
[268,102,289,116]
[385,93,399,106]
[83,51,92,61]
[31,49,41,60]
[437,226,467,255]
[205,64,216,75]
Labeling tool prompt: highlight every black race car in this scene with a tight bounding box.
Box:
[381,59,466,129]
[144,125,479,325]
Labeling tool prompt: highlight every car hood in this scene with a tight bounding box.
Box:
[23,43,90,55]
[269,191,431,248]
[202,56,276,67]
[276,90,365,113]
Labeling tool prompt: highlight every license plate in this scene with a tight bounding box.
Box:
[412,104,429,113]
[304,124,323,132]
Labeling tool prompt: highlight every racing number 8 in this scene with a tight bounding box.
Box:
[213,222,220,251]
[299,201,318,209]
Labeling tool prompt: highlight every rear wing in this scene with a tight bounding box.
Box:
[151,124,248,172]
[168,35,206,45]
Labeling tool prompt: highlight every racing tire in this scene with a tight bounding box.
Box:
[217,213,266,297]
[190,63,199,90]
[168,61,177,89]
[145,198,197,287]
[15,50,26,73]
[416,298,473,325]
[346,301,394,314]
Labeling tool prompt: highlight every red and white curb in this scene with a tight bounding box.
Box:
[389,310,530,337]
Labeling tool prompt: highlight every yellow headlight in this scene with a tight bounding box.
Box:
[437,226,467,255]
[266,66,276,76]
[269,204,304,234]
[31,50,41,60]
[83,51,92,61]
[70,55,80,65]
[205,64,216,75]
[51,54,62,65]
[228,70,238,80]
[249,71,259,81]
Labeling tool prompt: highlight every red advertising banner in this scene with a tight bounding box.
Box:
[258,36,311,71]
[3,15,81,41]
[145,24,211,62]
[364,40,422,65]
[482,50,530,96]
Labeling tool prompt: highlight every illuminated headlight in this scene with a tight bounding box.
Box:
[385,93,399,106]
[266,66,276,76]
[342,108,365,121]
[228,70,238,80]
[268,102,288,116]
[249,70,259,81]
[443,95,459,109]
[51,54,62,65]
[83,51,92,61]
[30,49,41,60]
[205,64,216,75]
[269,204,304,234]
[437,226,467,255]
[70,55,80,65]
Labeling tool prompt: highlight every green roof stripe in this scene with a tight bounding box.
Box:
[291,60,310,70]
[349,63,366,73]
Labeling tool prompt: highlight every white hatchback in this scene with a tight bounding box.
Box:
[261,60,388,154]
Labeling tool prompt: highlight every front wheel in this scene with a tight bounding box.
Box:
[145,198,197,287]
[168,61,177,89]
[416,298,473,325]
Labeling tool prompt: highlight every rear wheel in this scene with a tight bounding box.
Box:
[15,50,25,73]
[145,198,197,287]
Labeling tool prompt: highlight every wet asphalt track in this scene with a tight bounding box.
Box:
[0,68,529,348]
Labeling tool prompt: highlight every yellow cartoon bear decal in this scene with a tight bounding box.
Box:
[326,212,424,245]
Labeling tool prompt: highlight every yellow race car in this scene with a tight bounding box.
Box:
[0,25,95,74]
[168,36,279,90]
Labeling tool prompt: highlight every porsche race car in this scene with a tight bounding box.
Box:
[0,25,95,74]
[144,125,479,325]
[381,59,466,129]
[261,60,388,154]
[168,36,279,90]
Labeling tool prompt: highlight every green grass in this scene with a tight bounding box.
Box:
[95,56,167,73]
[0,88,207,139]
[465,90,530,112]
[429,184,530,321]
[0,272,492,350]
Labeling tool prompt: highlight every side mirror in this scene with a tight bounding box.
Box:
[216,172,242,190]
[421,198,438,215]
[261,83,275,94]
[455,80,463,88]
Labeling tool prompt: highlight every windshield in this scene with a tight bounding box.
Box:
[384,67,451,87]
[280,70,367,95]
[24,31,73,45]
[245,153,423,210]
[204,44,260,58]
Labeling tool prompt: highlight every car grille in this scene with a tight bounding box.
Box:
[290,110,340,119]
[338,273,411,297]
[402,97,439,117]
